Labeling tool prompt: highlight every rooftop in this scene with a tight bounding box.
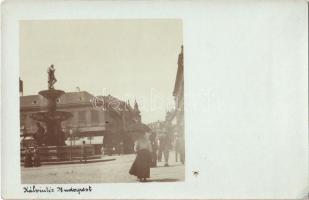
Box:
[20,91,94,108]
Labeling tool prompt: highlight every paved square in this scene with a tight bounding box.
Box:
[21,151,185,184]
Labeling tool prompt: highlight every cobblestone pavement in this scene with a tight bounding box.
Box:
[21,151,185,184]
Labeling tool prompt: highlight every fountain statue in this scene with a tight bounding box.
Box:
[30,64,72,146]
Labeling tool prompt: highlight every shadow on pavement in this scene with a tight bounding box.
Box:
[146,178,180,182]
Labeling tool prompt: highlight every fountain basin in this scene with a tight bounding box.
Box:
[21,145,96,163]
[31,111,73,122]
[39,89,65,99]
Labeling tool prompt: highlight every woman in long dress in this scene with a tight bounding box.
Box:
[129,132,153,182]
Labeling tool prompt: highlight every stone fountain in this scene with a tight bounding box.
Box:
[30,64,72,146]
[21,65,97,164]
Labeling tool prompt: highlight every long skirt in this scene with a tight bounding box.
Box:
[129,149,152,179]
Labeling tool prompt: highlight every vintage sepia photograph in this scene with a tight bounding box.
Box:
[2,0,307,199]
[19,19,185,183]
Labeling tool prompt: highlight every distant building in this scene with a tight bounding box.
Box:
[149,46,184,138]
[20,91,100,135]
[20,91,140,153]
[148,120,166,137]
[172,45,184,136]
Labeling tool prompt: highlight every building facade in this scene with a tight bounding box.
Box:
[172,45,184,137]
[148,120,166,137]
[20,91,104,136]
[20,91,140,153]
[148,46,184,139]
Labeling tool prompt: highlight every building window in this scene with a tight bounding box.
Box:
[56,98,61,103]
[91,110,99,124]
[32,100,37,104]
[78,111,86,124]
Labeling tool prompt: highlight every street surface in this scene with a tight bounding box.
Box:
[21,151,185,183]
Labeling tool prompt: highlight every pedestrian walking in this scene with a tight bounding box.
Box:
[129,132,153,182]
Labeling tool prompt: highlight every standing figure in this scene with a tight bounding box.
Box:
[175,135,185,163]
[34,123,45,146]
[179,136,185,164]
[149,132,157,167]
[103,133,113,156]
[33,145,41,167]
[80,141,87,163]
[161,134,171,167]
[24,147,33,168]
[47,64,57,89]
[129,132,153,182]
[118,141,124,155]
[157,137,163,162]
[175,136,180,162]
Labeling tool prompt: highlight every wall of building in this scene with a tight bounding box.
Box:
[59,106,106,134]
[21,93,140,154]
[172,46,184,137]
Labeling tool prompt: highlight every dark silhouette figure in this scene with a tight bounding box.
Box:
[175,135,185,164]
[24,148,33,168]
[33,146,41,167]
[149,132,157,167]
[80,141,87,163]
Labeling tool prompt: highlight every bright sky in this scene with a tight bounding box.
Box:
[20,19,183,124]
